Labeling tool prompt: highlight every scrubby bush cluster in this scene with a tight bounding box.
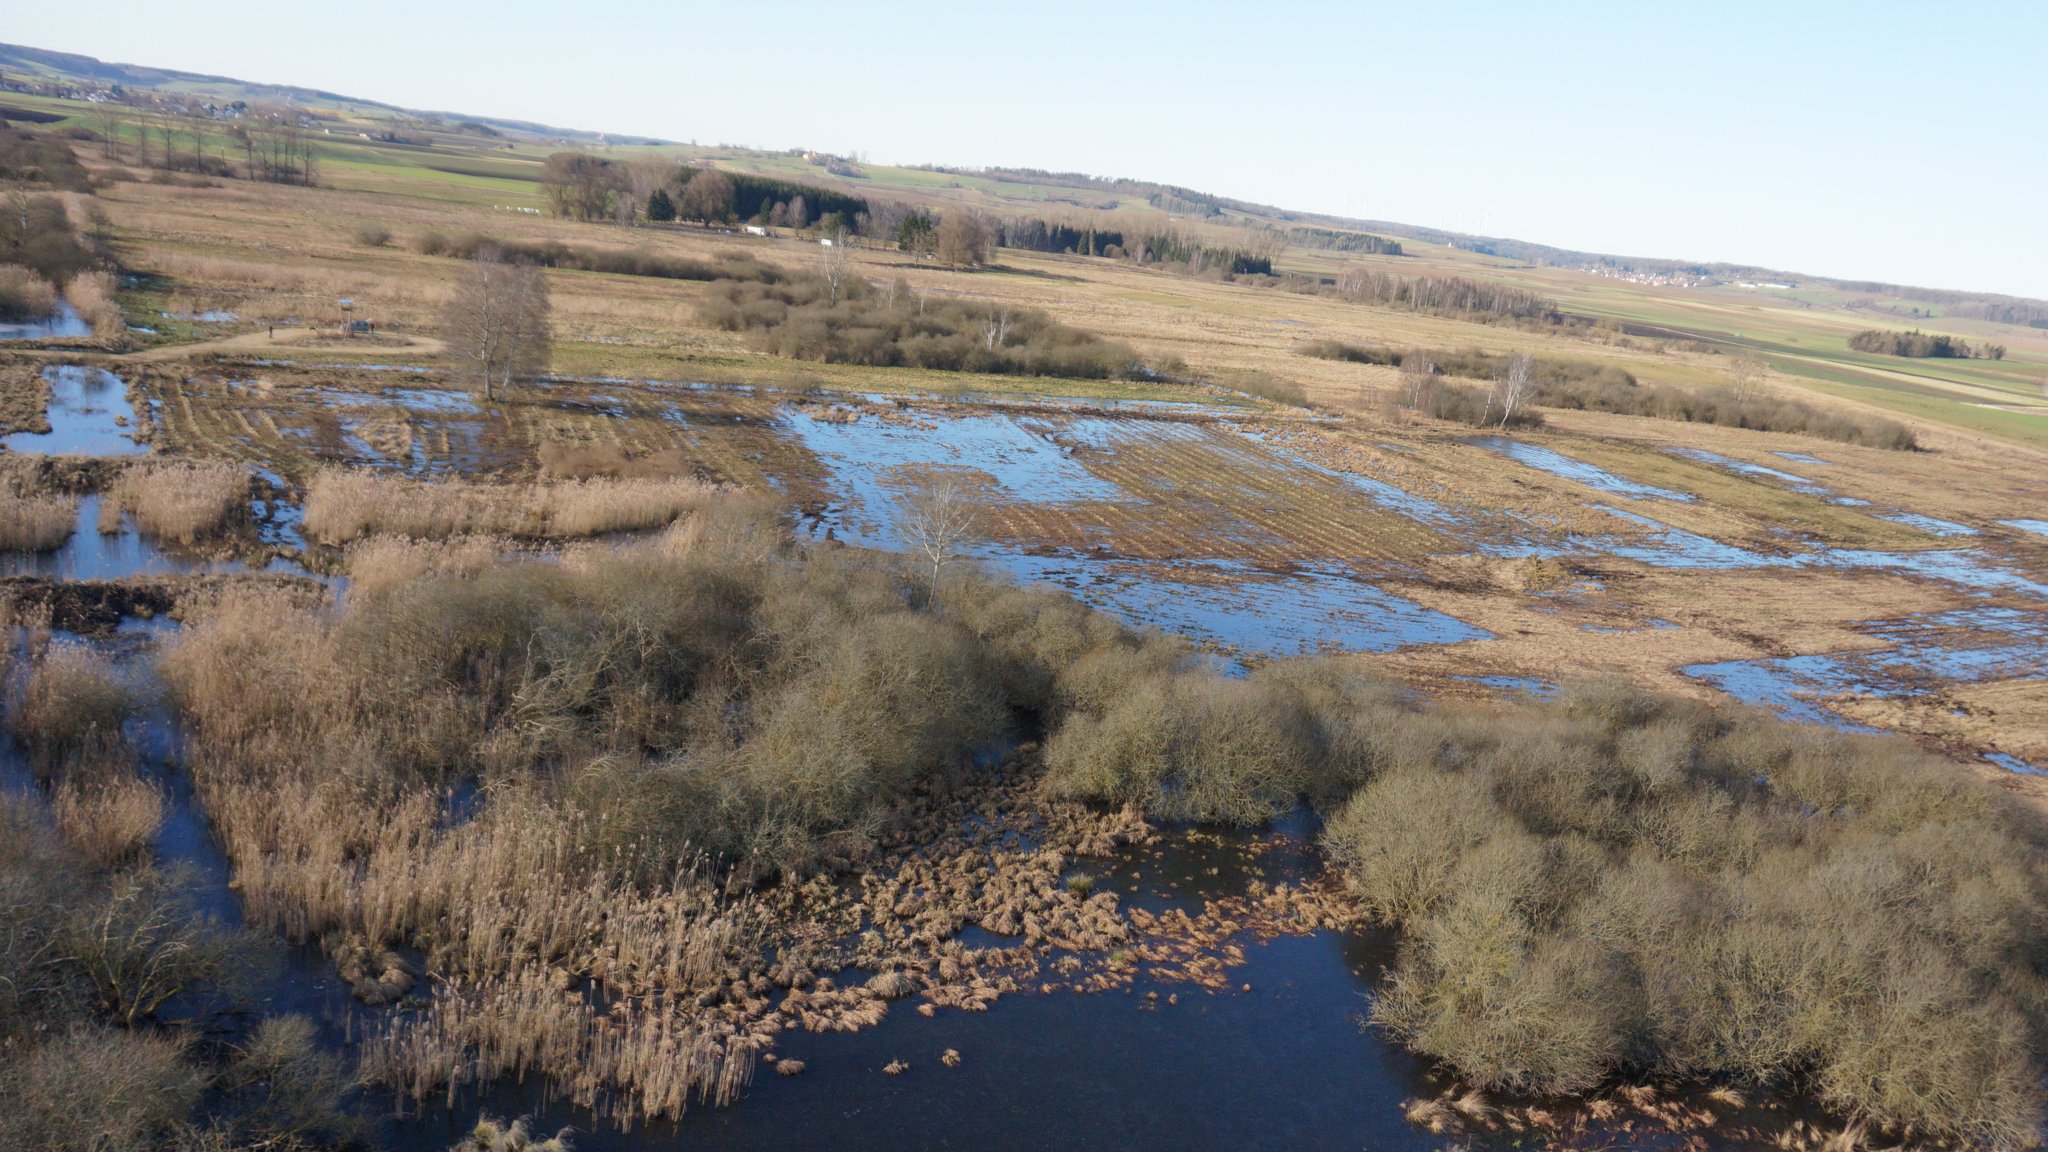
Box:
[1528,366,1919,450]
[414,230,785,284]
[1048,655,2048,1139]
[1048,660,2048,1147]
[1302,340,1919,449]
[699,274,1142,379]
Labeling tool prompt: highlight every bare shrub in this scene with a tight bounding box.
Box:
[106,459,248,544]
[52,777,164,870]
[442,248,551,401]
[61,871,239,1026]
[0,262,58,321]
[0,1025,204,1152]
[351,223,392,248]
[0,490,76,551]
[1045,671,1314,823]
[1313,680,2048,1145]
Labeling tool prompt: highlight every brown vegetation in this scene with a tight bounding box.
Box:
[0,490,78,552]
[700,273,1141,379]
[302,469,720,544]
[105,459,249,545]
[1317,681,2046,1147]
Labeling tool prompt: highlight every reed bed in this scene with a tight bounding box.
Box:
[104,459,249,545]
[13,643,130,777]
[0,491,77,552]
[52,777,165,870]
[302,470,721,544]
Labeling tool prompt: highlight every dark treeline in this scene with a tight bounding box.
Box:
[993,216,1275,275]
[541,151,868,231]
[412,231,787,284]
[699,272,1141,379]
[1848,328,2005,360]
[1950,301,2048,325]
[1287,227,1403,255]
[1334,267,1556,322]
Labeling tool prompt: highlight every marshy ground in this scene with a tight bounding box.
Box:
[2,108,2046,1151]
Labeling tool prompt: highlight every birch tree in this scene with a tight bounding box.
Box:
[442,248,552,402]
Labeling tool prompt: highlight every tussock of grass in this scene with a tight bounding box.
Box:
[0,491,77,552]
[302,469,721,544]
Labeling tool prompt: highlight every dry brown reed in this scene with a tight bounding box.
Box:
[0,263,58,322]
[105,460,249,545]
[62,271,125,339]
[52,777,165,870]
[14,643,130,776]
[303,469,720,544]
[344,533,506,600]
[0,491,77,552]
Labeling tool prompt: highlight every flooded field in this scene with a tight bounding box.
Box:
[3,365,148,456]
[7,358,2044,1150]
[125,371,2048,724]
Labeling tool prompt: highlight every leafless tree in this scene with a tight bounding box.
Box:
[1730,350,1768,402]
[821,226,853,304]
[896,468,985,590]
[937,210,993,268]
[980,309,1010,351]
[679,169,736,227]
[1400,349,1436,410]
[1494,350,1535,428]
[441,248,552,402]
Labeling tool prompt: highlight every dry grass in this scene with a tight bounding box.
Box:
[302,469,720,544]
[52,777,164,870]
[0,263,58,322]
[63,271,125,339]
[104,459,248,544]
[344,533,507,600]
[0,491,77,551]
[14,643,130,776]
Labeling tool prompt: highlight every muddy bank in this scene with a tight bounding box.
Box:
[0,572,324,635]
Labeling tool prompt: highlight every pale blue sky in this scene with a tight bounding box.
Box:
[10,2,2044,297]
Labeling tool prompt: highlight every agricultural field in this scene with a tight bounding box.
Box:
[4,59,2048,1152]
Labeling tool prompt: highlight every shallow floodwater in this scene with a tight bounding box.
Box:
[2,365,148,456]
[1687,607,2048,770]
[1470,436,1693,501]
[786,408,1488,655]
[0,301,91,342]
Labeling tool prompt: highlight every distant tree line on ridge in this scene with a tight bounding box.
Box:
[1847,328,2005,360]
[541,152,869,233]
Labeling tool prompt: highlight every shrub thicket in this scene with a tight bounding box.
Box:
[415,231,786,284]
[699,274,1141,379]
[1050,660,2048,1144]
[1302,340,1919,449]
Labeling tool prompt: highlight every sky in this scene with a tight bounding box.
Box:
[9,1,2045,297]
